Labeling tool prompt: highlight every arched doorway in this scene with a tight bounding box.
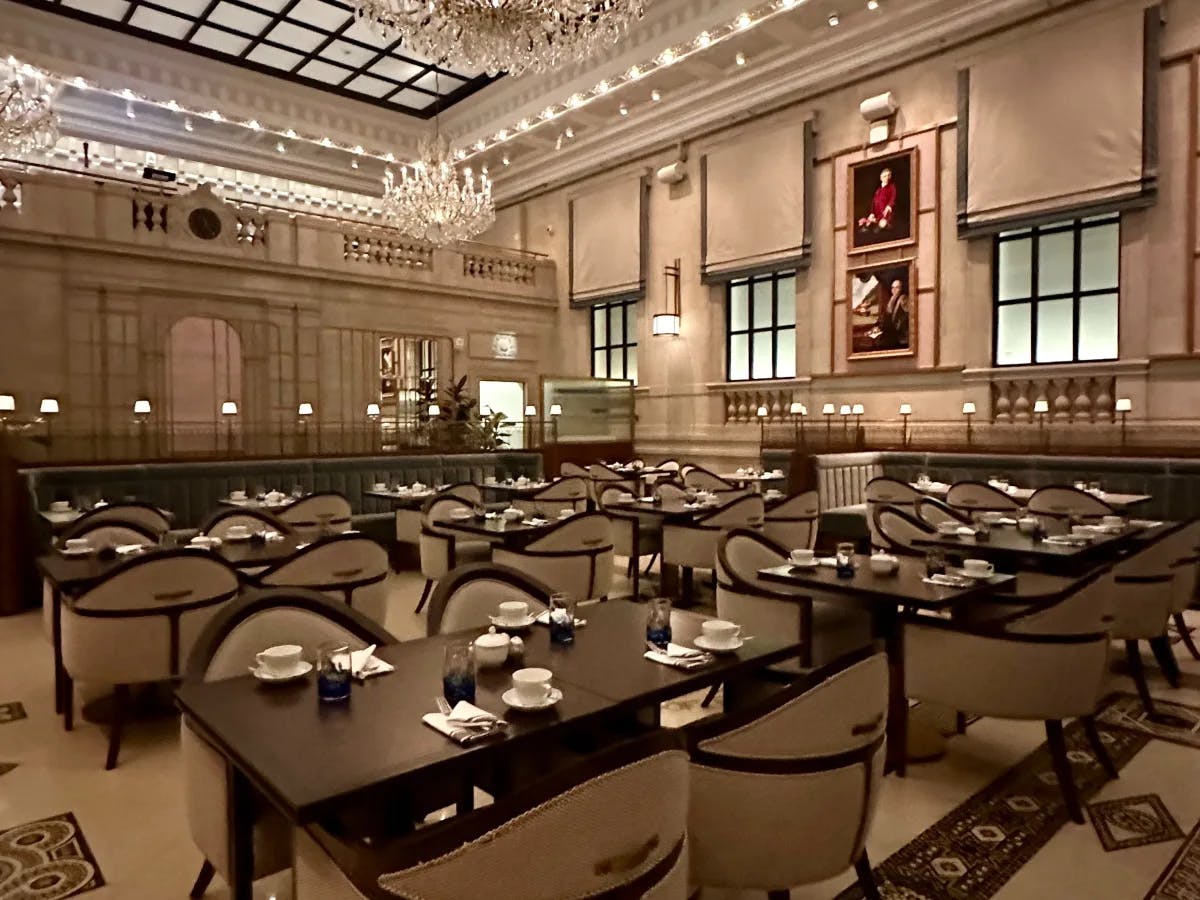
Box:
[167,316,242,455]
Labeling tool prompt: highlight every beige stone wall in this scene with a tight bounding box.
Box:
[493,0,1200,469]
[0,173,557,460]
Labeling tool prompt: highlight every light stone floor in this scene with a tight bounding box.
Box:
[1,565,1198,900]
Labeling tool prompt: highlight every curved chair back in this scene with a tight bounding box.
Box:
[293,732,690,900]
[657,459,681,473]
[913,496,970,529]
[419,493,482,582]
[197,507,291,540]
[518,476,589,518]
[865,477,920,547]
[684,466,735,492]
[687,649,887,893]
[762,491,819,551]
[426,563,554,635]
[278,492,352,542]
[696,494,765,530]
[560,461,590,478]
[655,482,689,504]
[1027,486,1114,531]
[871,505,936,554]
[493,512,614,602]
[945,480,1023,514]
[182,588,394,888]
[441,482,482,505]
[662,495,765,572]
[254,534,389,624]
[60,502,170,540]
[598,486,662,564]
[56,519,159,549]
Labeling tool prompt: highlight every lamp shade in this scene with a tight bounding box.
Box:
[133,399,151,415]
[822,403,836,415]
[428,403,441,416]
[789,402,806,415]
[0,394,14,413]
[1115,397,1132,413]
[366,403,381,417]
[651,313,681,336]
[1033,399,1049,414]
[297,402,314,416]
[899,403,912,416]
[549,403,563,416]
[851,403,865,416]
[221,401,238,415]
[524,405,537,416]
[40,398,59,415]
[961,401,977,415]
[839,404,851,416]
[756,405,768,418]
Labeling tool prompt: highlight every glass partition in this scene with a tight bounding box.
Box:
[540,377,634,443]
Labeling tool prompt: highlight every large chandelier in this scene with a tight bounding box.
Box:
[0,58,59,160]
[352,0,645,76]
[382,134,494,245]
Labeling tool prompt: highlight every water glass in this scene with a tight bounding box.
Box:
[1088,480,1102,495]
[317,642,351,703]
[925,548,947,577]
[972,513,991,542]
[646,597,672,649]
[835,542,856,579]
[442,641,476,705]
[549,592,576,645]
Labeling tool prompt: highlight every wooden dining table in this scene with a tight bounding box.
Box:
[175,600,804,900]
[910,481,1152,511]
[605,497,715,602]
[37,504,176,534]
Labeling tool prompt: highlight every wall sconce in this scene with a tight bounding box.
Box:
[822,403,835,445]
[428,403,441,417]
[133,399,152,418]
[839,404,852,438]
[221,400,237,455]
[40,397,59,451]
[789,401,807,445]
[366,403,381,419]
[899,402,912,447]
[221,401,238,416]
[851,403,864,434]
[961,401,976,445]
[297,402,314,417]
[1115,397,1132,447]
[653,258,682,337]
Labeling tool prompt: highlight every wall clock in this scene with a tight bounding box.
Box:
[188,207,223,241]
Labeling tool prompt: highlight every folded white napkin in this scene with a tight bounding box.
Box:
[955,526,977,537]
[350,646,393,681]
[115,543,149,555]
[923,574,974,588]
[644,642,712,669]
[1130,519,1163,529]
[422,701,506,745]
[1044,534,1090,545]
[996,517,1018,526]
[534,610,587,627]
[527,517,550,526]
[817,557,838,567]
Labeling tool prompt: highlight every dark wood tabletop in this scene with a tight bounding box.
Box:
[438,515,557,546]
[603,496,709,523]
[217,496,300,511]
[362,489,437,510]
[481,481,553,497]
[38,505,176,534]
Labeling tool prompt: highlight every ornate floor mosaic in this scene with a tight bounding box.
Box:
[0,703,26,725]
[0,812,104,899]
[1145,818,1200,900]
[1098,693,1200,751]
[1087,794,1184,852]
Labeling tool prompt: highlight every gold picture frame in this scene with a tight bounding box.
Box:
[848,147,918,255]
[847,258,917,360]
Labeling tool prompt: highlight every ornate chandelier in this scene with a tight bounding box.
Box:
[352,0,645,76]
[0,58,59,160]
[382,134,494,245]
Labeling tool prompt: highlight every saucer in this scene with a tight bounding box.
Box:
[224,532,254,542]
[694,635,743,654]
[959,569,994,580]
[789,559,819,569]
[250,660,312,683]
[60,546,95,557]
[489,615,536,630]
[502,687,562,710]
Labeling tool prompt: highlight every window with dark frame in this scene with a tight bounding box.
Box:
[993,215,1120,366]
[590,300,639,383]
[726,271,798,381]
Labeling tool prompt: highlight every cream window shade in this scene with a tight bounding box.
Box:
[957,3,1159,236]
[701,118,813,282]
[569,176,647,306]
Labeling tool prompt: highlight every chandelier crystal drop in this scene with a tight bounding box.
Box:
[0,58,60,160]
[352,0,645,76]
[381,135,495,245]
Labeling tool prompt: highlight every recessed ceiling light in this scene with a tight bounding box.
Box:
[737,12,752,28]
[125,101,135,119]
[619,104,629,116]
[697,31,711,47]
[867,0,879,8]
[735,52,747,66]
[502,154,511,165]
[276,142,286,153]
[565,127,575,138]
[651,89,662,101]
[828,12,840,25]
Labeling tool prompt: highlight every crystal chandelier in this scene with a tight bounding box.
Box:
[382,134,494,245]
[0,58,60,160]
[353,0,645,76]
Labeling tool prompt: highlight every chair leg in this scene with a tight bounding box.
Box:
[415,580,433,614]
[855,850,882,900]
[1081,715,1118,779]
[644,553,658,575]
[700,684,721,708]
[1125,640,1157,716]
[105,685,130,771]
[62,674,74,732]
[1174,612,1200,660]
[1045,719,1084,824]
[189,859,216,898]
[767,892,790,900]
[955,712,968,735]
[1148,635,1181,688]
[626,557,635,579]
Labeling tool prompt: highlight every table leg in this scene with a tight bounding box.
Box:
[875,605,907,777]
[631,521,641,601]
[227,764,255,900]
[660,562,680,600]
[52,585,64,716]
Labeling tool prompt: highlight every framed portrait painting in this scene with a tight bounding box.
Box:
[848,147,917,254]
[848,259,916,359]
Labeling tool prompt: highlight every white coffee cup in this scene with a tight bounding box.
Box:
[869,553,899,575]
[502,507,524,522]
[50,500,70,512]
[64,538,90,552]
[963,559,994,578]
[373,482,386,491]
[226,525,251,540]
[1102,515,1124,528]
[701,620,742,648]
[485,476,498,485]
[512,667,553,704]
[937,521,960,535]
[558,508,574,519]
[256,644,302,676]
[790,548,815,565]
[230,490,247,500]
[498,600,529,624]
[1017,516,1039,534]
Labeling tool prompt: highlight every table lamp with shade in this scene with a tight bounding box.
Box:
[549,403,562,442]
[822,403,836,445]
[899,403,912,447]
[0,393,14,425]
[220,400,237,455]
[789,401,807,445]
[1115,397,1132,447]
[1032,398,1049,448]
[39,397,59,453]
[839,404,851,439]
[851,403,864,433]
[961,401,976,445]
[133,399,151,417]
[366,403,381,419]
[523,405,537,448]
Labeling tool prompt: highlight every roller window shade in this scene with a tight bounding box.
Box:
[569,176,647,306]
[957,4,1159,236]
[702,119,813,282]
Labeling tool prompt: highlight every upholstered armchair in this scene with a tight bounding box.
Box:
[865,477,921,549]
[598,485,662,599]
[762,490,819,551]
[426,563,554,635]
[871,505,937,555]
[663,495,764,602]
[517,476,590,518]
[59,501,172,540]
[683,466,736,492]
[279,491,353,542]
[251,534,390,625]
[416,493,492,614]
[945,480,1024,515]
[1027,485,1114,534]
[493,512,615,603]
[197,507,292,540]
[913,495,970,529]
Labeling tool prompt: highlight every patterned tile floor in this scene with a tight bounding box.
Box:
[0,567,1197,899]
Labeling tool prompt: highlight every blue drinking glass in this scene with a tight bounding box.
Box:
[442,642,476,705]
[549,593,576,645]
[835,542,856,579]
[646,597,672,649]
[317,643,351,703]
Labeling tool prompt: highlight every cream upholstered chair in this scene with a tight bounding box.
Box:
[393,482,478,555]
[599,485,663,599]
[60,550,240,768]
[1167,520,1200,661]
[279,491,353,542]
[197,507,291,540]
[945,480,1024,515]
[913,495,970,530]
[587,463,637,502]
[762,491,819,551]
[903,568,1117,823]
[1027,485,1114,534]
[60,502,172,541]
[871,505,937,555]
[426,563,554,635]
[293,731,691,900]
[683,466,736,492]
[517,476,589,518]
[416,493,492,614]
[441,482,482,505]
[865,477,921,549]
[687,649,888,900]
[560,461,590,478]
[655,482,690,504]
[494,512,615,603]
[182,588,395,900]
[663,495,764,602]
[657,459,681,473]
[251,534,390,625]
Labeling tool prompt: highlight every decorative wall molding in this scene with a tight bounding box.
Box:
[463,253,538,285]
[343,232,432,269]
[989,375,1117,424]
